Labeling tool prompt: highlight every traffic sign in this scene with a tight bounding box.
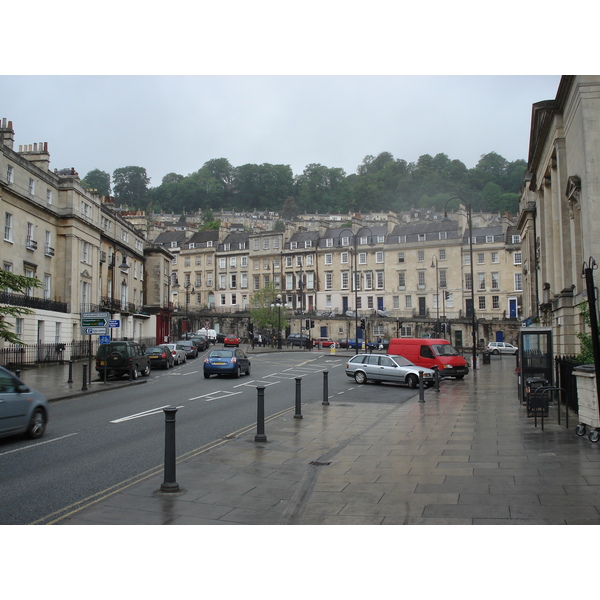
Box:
[109,320,120,328]
[99,335,111,344]
[81,312,110,335]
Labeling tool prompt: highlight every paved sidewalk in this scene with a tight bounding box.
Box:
[26,352,600,525]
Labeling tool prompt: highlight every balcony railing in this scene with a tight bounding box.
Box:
[0,291,68,313]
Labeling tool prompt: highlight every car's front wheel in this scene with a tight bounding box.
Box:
[354,371,367,384]
[407,374,418,388]
[27,408,47,439]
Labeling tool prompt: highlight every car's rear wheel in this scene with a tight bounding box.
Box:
[130,367,138,380]
[142,365,151,377]
[354,371,367,384]
[245,364,251,376]
[234,366,241,378]
[204,372,210,379]
[27,408,47,439]
[492,349,500,355]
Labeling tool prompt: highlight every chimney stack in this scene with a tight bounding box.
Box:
[0,118,15,149]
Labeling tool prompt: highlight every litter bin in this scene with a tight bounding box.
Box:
[482,351,491,364]
[525,377,549,417]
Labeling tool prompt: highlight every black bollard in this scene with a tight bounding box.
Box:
[81,364,88,391]
[294,377,303,419]
[418,370,425,402]
[433,366,440,392]
[15,369,21,380]
[67,359,73,383]
[255,386,267,442]
[322,370,329,405]
[160,407,180,493]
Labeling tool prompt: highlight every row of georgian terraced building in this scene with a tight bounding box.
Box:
[1,114,523,357]
[157,210,524,349]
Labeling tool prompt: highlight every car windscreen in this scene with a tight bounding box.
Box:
[209,351,234,358]
[388,355,412,366]
[432,344,460,356]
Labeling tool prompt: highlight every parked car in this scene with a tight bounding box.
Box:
[204,348,251,378]
[347,338,376,350]
[337,338,349,348]
[313,337,335,348]
[189,336,209,352]
[345,353,435,388]
[223,334,240,347]
[95,340,152,380]
[0,365,49,439]
[163,343,187,365]
[144,345,175,369]
[486,341,518,355]
[286,333,309,347]
[216,332,227,344]
[196,328,217,344]
[176,340,198,359]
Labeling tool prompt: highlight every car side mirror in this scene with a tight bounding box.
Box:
[16,384,30,393]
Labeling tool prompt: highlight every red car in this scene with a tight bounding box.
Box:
[223,334,240,347]
[313,337,335,348]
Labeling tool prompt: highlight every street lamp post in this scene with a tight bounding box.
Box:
[271,294,287,350]
[338,226,375,355]
[444,196,477,369]
[431,255,439,336]
[184,282,195,337]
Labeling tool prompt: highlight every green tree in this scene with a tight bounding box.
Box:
[81,169,111,196]
[113,166,151,208]
[0,271,42,343]
[249,284,289,333]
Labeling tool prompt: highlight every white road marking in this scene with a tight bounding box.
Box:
[111,405,183,423]
[0,432,79,457]
[189,390,242,402]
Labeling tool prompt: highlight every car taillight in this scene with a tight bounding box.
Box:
[161,352,167,358]
[230,357,237,363]
[204,357,209,363]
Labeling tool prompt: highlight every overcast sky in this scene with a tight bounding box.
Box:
[0,2,588,193]
[1,75,561,188]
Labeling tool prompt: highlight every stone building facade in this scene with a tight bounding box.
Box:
[518,75,600,355]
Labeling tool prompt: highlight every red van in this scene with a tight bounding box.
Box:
[387,338,469,379]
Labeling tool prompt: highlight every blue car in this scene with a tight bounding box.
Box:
[204,348,251,378]
[347,339,377,350]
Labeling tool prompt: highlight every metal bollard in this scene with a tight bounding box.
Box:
[68,359,73,383]
[294,377,303,419]
[15,369,21,380]
[322,370,329,405]
[255,386,267,442]
[160,407,180,493]
[418,370,425,402]
[81,364,88,391]
[433,366,440,392]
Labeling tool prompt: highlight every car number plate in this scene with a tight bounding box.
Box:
[150,355,159,359]
[99,360,106,366]
[214,361,226,365]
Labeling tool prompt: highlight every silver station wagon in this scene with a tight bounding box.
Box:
[345,353,435,388]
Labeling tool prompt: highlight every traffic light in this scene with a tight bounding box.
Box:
[445,291,451,300]
[310,320,315,328]
[305,319,310,329]
[360,318,366,329]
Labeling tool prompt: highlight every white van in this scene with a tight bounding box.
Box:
[196,328,217,344]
